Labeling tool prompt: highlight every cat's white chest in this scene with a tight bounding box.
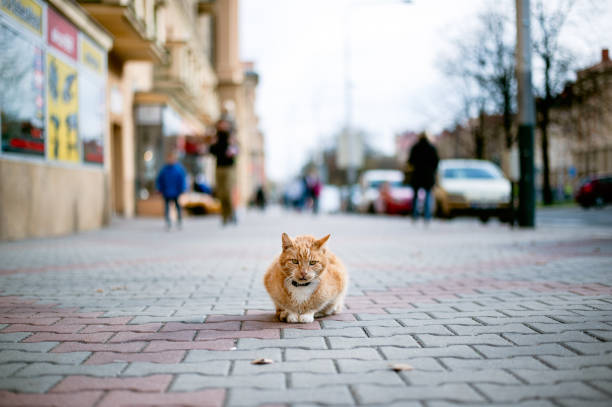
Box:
[286,281,318,303]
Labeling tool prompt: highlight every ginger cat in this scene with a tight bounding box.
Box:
[264,233,348,323]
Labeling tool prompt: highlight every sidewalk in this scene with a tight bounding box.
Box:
[0,210,611,406]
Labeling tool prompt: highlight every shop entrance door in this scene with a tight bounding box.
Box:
[111,124,124,215]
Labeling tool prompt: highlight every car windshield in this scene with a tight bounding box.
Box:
[443,167,500,179]
[369,180,403,189]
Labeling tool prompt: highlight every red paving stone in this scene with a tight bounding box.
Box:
[84,350,185,364]
[0,390,103,407]
[0,317,60,325]
[1,324,85,333]
[23,332,113,343]
[80,323,162,334]
[241,320,321,330]
[144,339,236,352]
[51,342,147,353]
[160,321,241,332]
[109,330,196,342]
[195,328,280,340]
[96,389,226,407]
[57,317,133,325]
[51,375,173,393]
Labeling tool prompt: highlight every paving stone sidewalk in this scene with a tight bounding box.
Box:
[0,210,611,406]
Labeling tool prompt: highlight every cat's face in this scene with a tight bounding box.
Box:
[279,233,330,283]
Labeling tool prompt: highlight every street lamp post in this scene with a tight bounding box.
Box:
[515,0,536,227]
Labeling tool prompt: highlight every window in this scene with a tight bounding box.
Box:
[0,22,45,156]
[443,167,500,180]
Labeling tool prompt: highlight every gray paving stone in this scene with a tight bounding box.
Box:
[448,323,536,335]
[539,355,612,369]
[337,358,444,372]
[474,344,575,358]
[0,376,63,393]
[328,335,419,349]
[564,341,612,355]
[291,371,404,387]
[428,311,508,319]
[283,327,366,338]
[285,348,381,361]
[185,348,281,363]
[476,382,607,402]
[123,361,230,376]
[529,322,612,334]
[232,359,336,374]
[512,367,612,384]
[16,362,126,377]
[227,386,353,406]
[556,400,612,407]
[356,312,433,320]
[441,356,549,370]
[477,316,560,325]
[403,369,521,385]
[399,317,483,326]
[505,331,598,345]
[0,350,90,364]
[427,401,556,407]
[320,319,401,328]
[0,342,58,352]
[417,334,510,347]
[237,337,326,350]
[0,332,30,342]
[380,345,482,359]
[0,363,26,378]
[353,383,484,403]
[366,325,452,336]
[171,373,285,391]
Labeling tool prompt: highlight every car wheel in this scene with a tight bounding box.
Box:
[368,203,376,214]
[479,215,490,224]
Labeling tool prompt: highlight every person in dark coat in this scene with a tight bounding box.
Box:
[156,151,187,230]
[408,132,439,221]
[209,119,238,225]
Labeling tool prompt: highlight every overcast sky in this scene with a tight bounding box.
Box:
[239,0,612,182]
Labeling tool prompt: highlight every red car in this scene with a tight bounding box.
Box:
[575,175,612,208]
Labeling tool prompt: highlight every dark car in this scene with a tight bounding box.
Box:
[575,175,612,208]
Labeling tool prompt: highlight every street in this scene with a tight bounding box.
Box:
[0,207,611,406]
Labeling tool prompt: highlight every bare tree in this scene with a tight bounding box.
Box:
[532,0,575,205]
[441,7,516,165]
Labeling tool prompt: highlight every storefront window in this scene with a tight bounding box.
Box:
[0,22,45,156]
[80,69,104,164]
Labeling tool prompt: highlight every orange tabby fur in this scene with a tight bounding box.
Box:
[264,233,348,323]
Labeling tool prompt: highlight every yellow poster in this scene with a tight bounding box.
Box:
[47,54,79,162]
[0,0,42,35]
[81,37,103,74]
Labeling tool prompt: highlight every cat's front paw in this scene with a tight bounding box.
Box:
[278,310,289,322]
[285,312,299,323]
[298,313,314,323]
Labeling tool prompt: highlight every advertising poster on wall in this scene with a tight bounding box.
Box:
[0,22,45,156]
[47,54,79,162]
[80,36,105,164]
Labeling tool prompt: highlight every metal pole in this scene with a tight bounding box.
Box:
[516,0,536,227]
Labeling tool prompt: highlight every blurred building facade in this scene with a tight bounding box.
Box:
[0,0,112,240]
[1,0,264,240]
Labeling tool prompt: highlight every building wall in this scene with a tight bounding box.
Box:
[0,0,112,240]
[0,160,107,240]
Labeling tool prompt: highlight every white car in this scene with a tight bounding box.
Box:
[436,159,512,222]
[357,169,413,214]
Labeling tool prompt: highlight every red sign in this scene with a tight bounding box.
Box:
[47,8,77,60]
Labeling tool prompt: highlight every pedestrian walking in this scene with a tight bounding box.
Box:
[156,151,187,230]
[210,118,238,225]
[408,132,439,221]
[306,170,322,214]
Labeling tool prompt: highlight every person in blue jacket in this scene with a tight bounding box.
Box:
[156,151,187,230]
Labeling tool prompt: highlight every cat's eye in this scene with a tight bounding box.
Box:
[309,260,317,265]
[291,259,298,264]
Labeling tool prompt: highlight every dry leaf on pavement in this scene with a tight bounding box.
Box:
[251,358,274,365]
[390,363,413,371]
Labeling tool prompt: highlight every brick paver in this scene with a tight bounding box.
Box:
[0,210,611,406]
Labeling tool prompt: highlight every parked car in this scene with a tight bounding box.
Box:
[179,192,221,215]
[435,159,511,223]
[575,175,612,208]
[357,169,413,215]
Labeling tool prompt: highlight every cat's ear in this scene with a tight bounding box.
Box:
[314,234,330,249]
[281,233,294,251]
